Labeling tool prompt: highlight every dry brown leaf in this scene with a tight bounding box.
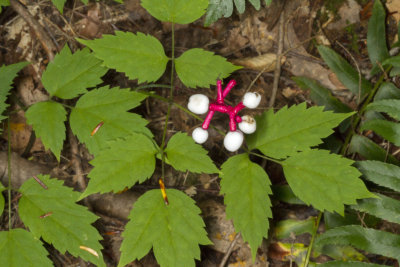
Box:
[387,0,400,23]
[231,53,285,72]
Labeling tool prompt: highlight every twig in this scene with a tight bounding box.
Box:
[218,233,241,267]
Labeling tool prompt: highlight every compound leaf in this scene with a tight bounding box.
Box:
[118,189,211,267]
[0,183,4,216]
[204,0,233,26]
[319,261,387,267]
[175,48,241,88]
[42,46,107,99]
[220,154,272,259]
[282,150,375,215]
[316,225,400,262]
[0,229,53,267]
[26,101,67,161]
[78,31,168,83]
[318,46,372,97]
[360,119,400,146]
[141,0,208,24]
[80,133,157,199]
[247,103,352,159]
[356,160,400,192]
[165,132,218,174]
[366,99,400,120]
[18,175,104,266]
[70,86,150,155]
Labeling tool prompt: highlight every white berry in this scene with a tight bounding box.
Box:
[243,92,261,109]
[224,130,244,152]
[238,115,257,134]
[188,94,209,114]
[192,127,208,144]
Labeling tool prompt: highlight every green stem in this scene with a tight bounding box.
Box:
[304,212,322,267]
[247,150,283,165]
[135,84,171,91]
[7,118,12,230]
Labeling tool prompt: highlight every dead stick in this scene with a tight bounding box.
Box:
[218,233,241,267]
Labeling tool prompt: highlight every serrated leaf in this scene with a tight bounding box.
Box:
[175,48,241,88]
[374,82,400,100]
[360,119,400,146]
[0,183,4,216]
[351,193,400,224]
[51,0,66,13]
[220,154,272,259]
[367,0,389,75]
[81,133,157,199]
[348,135,400,165]
[315,225,400,262]
[0,229,53,267]
[356,160,400,192]
[204,0,233,26]
[319,261,387,267]
[141,0,208,24]
[18,175,104,266]
[165,132,218,174]
[274,217,314,239]
[318,46,372,97]
[366,99,400,120]
[317,244,368,262]
[78,31,168,83]
[0,62,29,122]
[26,101,67,161]
[282,150,375,215]
[247,103,352,159]
[70,86,150,155]
[41,46,107,99]
[118,189,211,267]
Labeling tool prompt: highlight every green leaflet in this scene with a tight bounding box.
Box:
[25,101,67,161]
[0,183,4,216]
[141,0,208,24]
[315,225,400,262]
[118,189,211,267]
[41,46,107,99]
[351,193,400,225]
[282,150,375,215]
[366,99,400,120]
[271,185,305,205]
[175,48,241,88]
[51,0,66,13]
[383,55,400,67]
[274,217,315,239]
[18,175,105,266]
[318,46,372,97]
[247,103,352,159]
[80,133,157,199]
[367,0,389,75]
[165,132,218,174]
[70,86,150,155]
[318,261,387,267]
[0,0,10,12]
[317,244,368,262]
[374,82,400,101]
[356,160,400,192]
[360,119,400,146]
[220,154,272,259]
[0,229,53,267]
[78,31,168,83]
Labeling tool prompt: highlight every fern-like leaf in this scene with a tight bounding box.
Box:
[360,119,400,146]
[118,189,211,267]
[356,160,400,192]
[366,99,400,120]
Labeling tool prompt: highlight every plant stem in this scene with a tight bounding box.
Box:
[135,84,171,91]
[247,150,282,165]
[304,212,322,267]
[7,118,12,230]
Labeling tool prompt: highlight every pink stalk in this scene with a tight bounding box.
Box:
[216,80,223,104]
[202,110,215,129]
[222,80,236,98]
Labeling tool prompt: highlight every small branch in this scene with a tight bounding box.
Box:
[303,212,322,267]
[218,233,241,267]
[67,129,87,192]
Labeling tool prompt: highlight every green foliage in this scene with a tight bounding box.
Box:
[70,86,150,155]
[41,46,107,99]
[0,0,10,12]
[175,48,241,88]
[26,101,67,161]
[78,31,169,83]
[356,160,400,192]
[141,0,208,24]
[18,175,105,266]
[383,55,400,67]
[247,103,352,159]
[0,183,4,216]
[274,217,315,239]
[80,133,157,199]
[360,119,400,146]
[165,132,218,174]
[51,0,65,13]
[282,150,374,215]
[316,225,400,262]
[374,82,400,101]
[118,189,211,267]
[220,154,272,259]
[318,261,387,267]
[0,229,53,267]
[366,99,400,120]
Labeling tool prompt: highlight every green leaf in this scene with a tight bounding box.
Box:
[26,101,67,161]
[274,217,315,239]
[165,132,218,174]
[220,154,272,259]
[348,135,400,165]
[360,119,400,146]
[282,150,375,215]
[51,0,66,13]
[204,0,233,26]
[0,183,5,216]
[118,189,211,267]
[78,31,168,83]
[248,0,260,10]
[271,185,305,205]
[315,225,400,262]
[318,46,372,97]
[317,244,368,262]
[70,86,150,155]
[390,66,400,76]
[366,99,400,120]
[141,0,208,24]
[247,103,352,159]
[175,48,241,88]
[265,0,271,5]
[356,160,400,192]
[0,62,29,122]
[19,175,105,266]
[234,0,245,13]
[374,82,400,100]
[80,133,157,199]
[0,229,53,267]
[318,261,387,267]
[41,46,107,99]
[383,55,400,67]
[367,0,389,75]
[351,193,400,224]
[0,0,10,12]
